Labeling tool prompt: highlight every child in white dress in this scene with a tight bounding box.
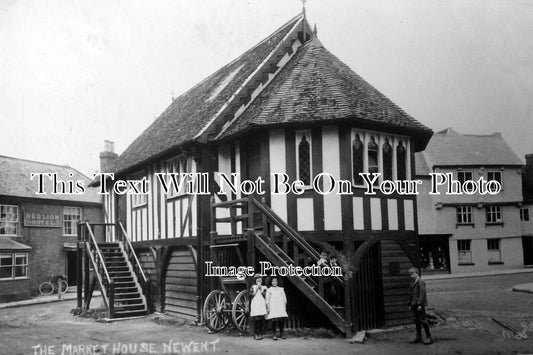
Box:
[250,274,267,340]
[266,277,288,340]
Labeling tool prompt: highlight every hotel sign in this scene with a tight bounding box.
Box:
[24,211,61,228]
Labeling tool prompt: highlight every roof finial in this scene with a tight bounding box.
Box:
[301,0,307,40]
[313,23,317,37]
[171,90,175,102]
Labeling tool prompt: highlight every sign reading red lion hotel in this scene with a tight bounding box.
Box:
[24,210,61,227]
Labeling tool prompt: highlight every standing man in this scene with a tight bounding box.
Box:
[408,267,433,345]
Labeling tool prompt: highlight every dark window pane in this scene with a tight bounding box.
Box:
[298,134,311,185]
[352,134,364,185]
[383,139,392,180]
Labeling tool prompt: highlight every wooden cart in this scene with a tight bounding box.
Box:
[203,243,250,333]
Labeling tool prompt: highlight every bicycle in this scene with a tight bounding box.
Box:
[39,274,69,295]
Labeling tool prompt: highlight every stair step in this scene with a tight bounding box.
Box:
[115,292,141,298]
[112,276,134,281]
[114,298,143,304]
[113,309,147,318]
[114,303,145,311]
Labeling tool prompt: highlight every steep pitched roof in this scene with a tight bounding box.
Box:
[419,129,523,169]
[0,155,101,204]
[113,15,433,174]
[112,15,303,174]
[217,39,432,149]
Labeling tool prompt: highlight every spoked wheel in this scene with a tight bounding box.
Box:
[39,282,54,295]
[231,289,250,333]
[59,280,69,294]
[203,290,230,332]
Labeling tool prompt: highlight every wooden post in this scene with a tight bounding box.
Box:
[247,197,256,268]
[344,274,353,338]
[77,222,82,308]
[109,282,115,318]
[84,246,90,309]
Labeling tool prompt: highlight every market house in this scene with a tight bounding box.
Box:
[94,12,433,334]
[0,155,103,302]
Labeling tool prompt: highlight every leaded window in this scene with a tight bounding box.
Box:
[383,138,393,180]
[352,133,364,185]
[397,141,406,180]
[297,131,311,185]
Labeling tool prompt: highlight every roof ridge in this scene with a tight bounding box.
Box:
[0,155,93,180]
[169,14,303,109]
[197,15,305,140]
[0,154,71,169]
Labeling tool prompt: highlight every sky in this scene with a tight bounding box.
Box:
[1,0,532,176]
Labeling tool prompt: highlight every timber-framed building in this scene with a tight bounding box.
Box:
[92,13,433,333]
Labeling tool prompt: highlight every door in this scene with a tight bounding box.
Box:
[523,236,533,265]
[66,251,77,285]
[352,242,385,330]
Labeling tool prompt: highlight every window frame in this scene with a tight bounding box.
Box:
[457,239,473,264]
[351,129,410,187]
[457,171,473,185]
[487,238,502,264]
[0,204,19,237]
[63,206,82,236]
[165,156,189,199]
[456,206,473,225]
[487,171,503,190]
[0,252,29,280]
[295,130,313,188]
[485,205,503,225]
[130,171,149,208]
[520,208,530,222]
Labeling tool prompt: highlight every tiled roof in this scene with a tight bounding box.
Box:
[0,155,101,204]
[415,152,431,176]
[419,129,523,170]
[0,238,32,251]
[112,15,303,174]
[217,39,433,149]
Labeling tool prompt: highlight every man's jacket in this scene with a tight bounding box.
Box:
[409,277,428,307]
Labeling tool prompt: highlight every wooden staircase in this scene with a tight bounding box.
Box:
[211,197,352,336]
[99,242,147,318]
[77,222,150,319]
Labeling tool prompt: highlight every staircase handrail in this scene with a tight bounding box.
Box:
[251,198,320,260]
[118,221,148,285]
[251,198,345,285]
[84,221,113,308]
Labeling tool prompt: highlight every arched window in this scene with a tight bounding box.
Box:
[383,139,392,180]
[298,134,311,185]
[352,133,364,185]
[368,136,378,175]
[397,141,406,180]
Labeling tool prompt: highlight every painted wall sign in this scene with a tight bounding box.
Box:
[24,211,61,227]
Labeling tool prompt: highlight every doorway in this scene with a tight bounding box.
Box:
[66,251,78,285]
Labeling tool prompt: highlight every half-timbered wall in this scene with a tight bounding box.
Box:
[265,126,416,237]
[103,189,116,241]
[126,155,199,242]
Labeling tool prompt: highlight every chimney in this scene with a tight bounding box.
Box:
[100,140,118,173]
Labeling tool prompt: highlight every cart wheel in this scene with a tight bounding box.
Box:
[231,290,250,333]
[203,290,230,332]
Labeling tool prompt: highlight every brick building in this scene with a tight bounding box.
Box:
[0,155,102,302]
[416,129,525,274]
